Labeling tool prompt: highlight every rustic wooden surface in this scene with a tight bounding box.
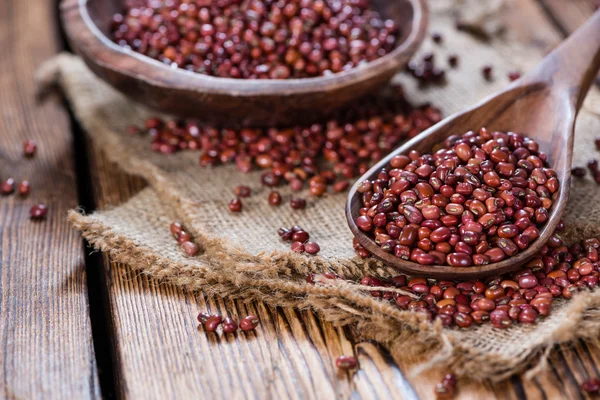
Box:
[0,0,100,398]
[3,0,600,399]
[82,1,600,399]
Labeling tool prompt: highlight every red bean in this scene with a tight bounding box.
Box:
[581,378,600,393]
[447,253,472,267]
[222,317,239,333]
[204,315,223,332]
[170,222,183,237]
[268,191,282,206]
[229,197,243,212]
[482,65,493,80]
[292,231,309,243]
[399,225,418,246]
[472,298,496,311]
[336,355,357,370]
[490,309,511,329]
[1,178,15,195]
[181,241,199,256]
[453,312,473,328]
[304,242,321,255]
[448,54,459,67]
[333,181,349,192]
[472,254,490,265]
[30,204,48,219]
[290,197,307,210]
[429,227,451,243]
[23,139,37,157]
[291,242,305,253]
[497,238,519,256]
[498,224,518,238]
[239,315,259,331]
[355,216,373,232]
[508,71,521,81]
[402,205,424,224]
[234,185,251,197]
[176,231,191,244]
[518,308,538,323]
[197,312,210,324]
[278,227,293,241]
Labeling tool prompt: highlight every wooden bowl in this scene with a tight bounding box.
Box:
[60,0,428,127]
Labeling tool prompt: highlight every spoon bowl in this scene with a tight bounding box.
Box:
[60,0,427,127]
[347,11,600,279]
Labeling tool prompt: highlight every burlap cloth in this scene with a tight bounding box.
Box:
[40,1,600,383]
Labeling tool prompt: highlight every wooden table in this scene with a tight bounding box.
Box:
[1,0,599,398]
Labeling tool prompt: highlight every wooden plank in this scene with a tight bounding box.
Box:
[539,0,598,35]
[0,0,101,398]
[539,0,600,86]
[76,0,600,399]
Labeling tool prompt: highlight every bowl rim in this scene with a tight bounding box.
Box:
[62,0,428,97]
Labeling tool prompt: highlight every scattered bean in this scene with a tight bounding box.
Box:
[222,317,239,333]
[17,181,30,196]
[1,178,15,195]
[23,139,37,157]
[581,378,600,393]
[335,355,357,370]
[290,197,306,210]
[229,197,243,212]
[30,204,47,219]
[204,315,223,332]
[482,65,493,80]
[181,241,199,256]
[234,185,251,197]
[240,315,259,331]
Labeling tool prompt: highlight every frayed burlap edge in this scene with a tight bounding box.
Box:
[43,51,600,382]
[69,207,600,382]
[38,53,396,283]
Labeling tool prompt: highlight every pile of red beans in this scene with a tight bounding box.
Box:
[198,312,259,333]
[353,128,558,267]
[111,0,399,79]
[132,90,442,197]
[171,221,200,256]
[435,374,457,399]
[346,233,600,329]
[2,139,47,220]
[278,224,320,255]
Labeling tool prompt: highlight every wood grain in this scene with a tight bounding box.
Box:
[74,0,600,399]
[539,0,599,35]
[539,0,600,86]
[0,0,100,398]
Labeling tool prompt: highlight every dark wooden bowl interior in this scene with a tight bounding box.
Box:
[88,0,415,44]
[61,0,427,127]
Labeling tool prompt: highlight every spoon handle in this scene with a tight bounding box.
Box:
[525,10,600,110]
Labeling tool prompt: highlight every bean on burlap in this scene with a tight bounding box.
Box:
[38,1,600,382]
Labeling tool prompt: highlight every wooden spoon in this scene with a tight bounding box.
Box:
[346,10,600,280]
